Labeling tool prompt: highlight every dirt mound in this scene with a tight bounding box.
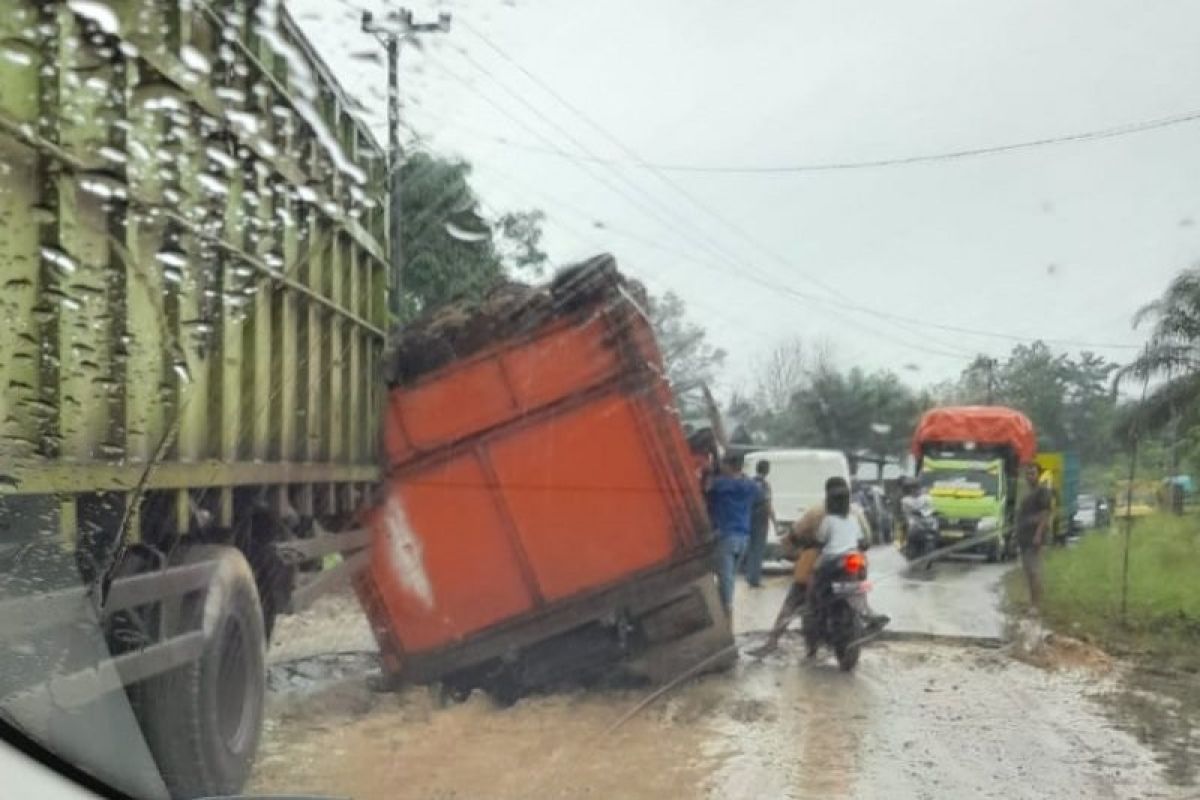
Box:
[384,254,648,386]
[1008,617,1113,672]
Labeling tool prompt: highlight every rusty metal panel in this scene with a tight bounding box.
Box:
[0,0,388,546]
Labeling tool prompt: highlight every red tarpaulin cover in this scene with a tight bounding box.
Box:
[911,406,1037,464]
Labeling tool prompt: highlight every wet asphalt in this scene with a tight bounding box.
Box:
[252,545,1195,799]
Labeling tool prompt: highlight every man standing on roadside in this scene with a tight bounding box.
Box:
[1017,463,1053,609]
[743,459,776,588]
[706,453,762,613]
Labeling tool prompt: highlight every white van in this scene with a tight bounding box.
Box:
[743,448,852,559]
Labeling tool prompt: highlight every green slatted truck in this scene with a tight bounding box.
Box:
[0,2,387,796]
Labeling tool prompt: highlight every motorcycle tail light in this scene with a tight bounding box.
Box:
[842,551,866,575]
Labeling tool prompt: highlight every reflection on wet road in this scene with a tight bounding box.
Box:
[252,546,1193,799]
[741,546,1007,640]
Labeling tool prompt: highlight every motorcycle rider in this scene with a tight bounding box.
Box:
[750,477,887,656]
[806,481,865,601]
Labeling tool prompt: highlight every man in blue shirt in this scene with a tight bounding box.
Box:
[705,453,763,612]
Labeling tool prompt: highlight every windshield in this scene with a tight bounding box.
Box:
[920,468,1001,497]
[1,2,1197,799]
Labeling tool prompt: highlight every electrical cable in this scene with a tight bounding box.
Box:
[455,22,1143,354]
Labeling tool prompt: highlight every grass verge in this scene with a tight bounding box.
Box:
[1005,514,1200,672]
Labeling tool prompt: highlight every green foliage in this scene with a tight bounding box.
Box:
[735,336,1125,479]
[398,151,547,317]
[494,210,549,276]
[646,291,726,416]
[1117,267,1200,454]
[953,343,1120,462]
[1009,515,1200,667]
[734,340,930,455]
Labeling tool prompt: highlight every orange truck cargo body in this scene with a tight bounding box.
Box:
[357,280,720,685]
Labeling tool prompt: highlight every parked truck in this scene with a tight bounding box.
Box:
[0,2,389,797]
[0,5,731,798]
[911,406,1037,561]
[1033,451,1080,543]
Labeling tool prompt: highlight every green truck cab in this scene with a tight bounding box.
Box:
[917,454,1010,561]
[911,406,1039,563]
[919,456,1007,550]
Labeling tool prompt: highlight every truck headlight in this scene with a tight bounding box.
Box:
[977,516,1000,533]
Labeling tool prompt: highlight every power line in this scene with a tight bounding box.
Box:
[459,106,1200,175]
[453,22,986,358]
[472,160,976,362]
[455,22,1143,354]
[436,42,833,308]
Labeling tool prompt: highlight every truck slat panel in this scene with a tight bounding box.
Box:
[0,1,387,548]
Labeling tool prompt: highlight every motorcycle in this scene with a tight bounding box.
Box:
[804,549,873,671]
[903,500,940,568]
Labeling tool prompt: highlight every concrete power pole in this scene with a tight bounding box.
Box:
[980,357,999,404]
[362,9,451,318]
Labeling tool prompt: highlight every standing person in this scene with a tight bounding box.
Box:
[705,453,762,613]
[743,459,776,588]
[1017,464,1053,609]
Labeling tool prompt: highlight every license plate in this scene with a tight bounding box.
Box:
[941,529,965,540]
[831,582,867,595]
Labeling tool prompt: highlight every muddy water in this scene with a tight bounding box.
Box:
[252,550,1193,799]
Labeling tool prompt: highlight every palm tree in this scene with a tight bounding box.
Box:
[1119,266,1200,431]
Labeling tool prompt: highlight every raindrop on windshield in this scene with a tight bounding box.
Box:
[66,0,120,35]
[180,45,212,73]
[171,360,192,384]
[156,250,187,271]
[444,220,490,243]
[0,42,34,66]
[40,247,78,275]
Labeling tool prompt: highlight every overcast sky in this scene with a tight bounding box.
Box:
[288,0,1200,392]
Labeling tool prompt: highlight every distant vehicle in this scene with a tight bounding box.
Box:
[903,495,940,567]
[911,406,1038,562]
[1073,494,1110,529]
[744,448,852,559]
[1112,480,1159,519]
[1033,452,1080,543]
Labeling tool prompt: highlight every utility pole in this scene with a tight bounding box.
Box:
[979,357,998,404]
[362,9,451,318]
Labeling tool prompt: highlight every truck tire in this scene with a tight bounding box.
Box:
[986,536,1002,563]
[132,545,266,799]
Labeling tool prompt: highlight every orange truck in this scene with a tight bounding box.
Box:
[356,257,734,701]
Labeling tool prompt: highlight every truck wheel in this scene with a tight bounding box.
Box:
[985,537,1002,563]
[133,545,266,799]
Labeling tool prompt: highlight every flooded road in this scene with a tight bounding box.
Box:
[251,547,1195,799]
